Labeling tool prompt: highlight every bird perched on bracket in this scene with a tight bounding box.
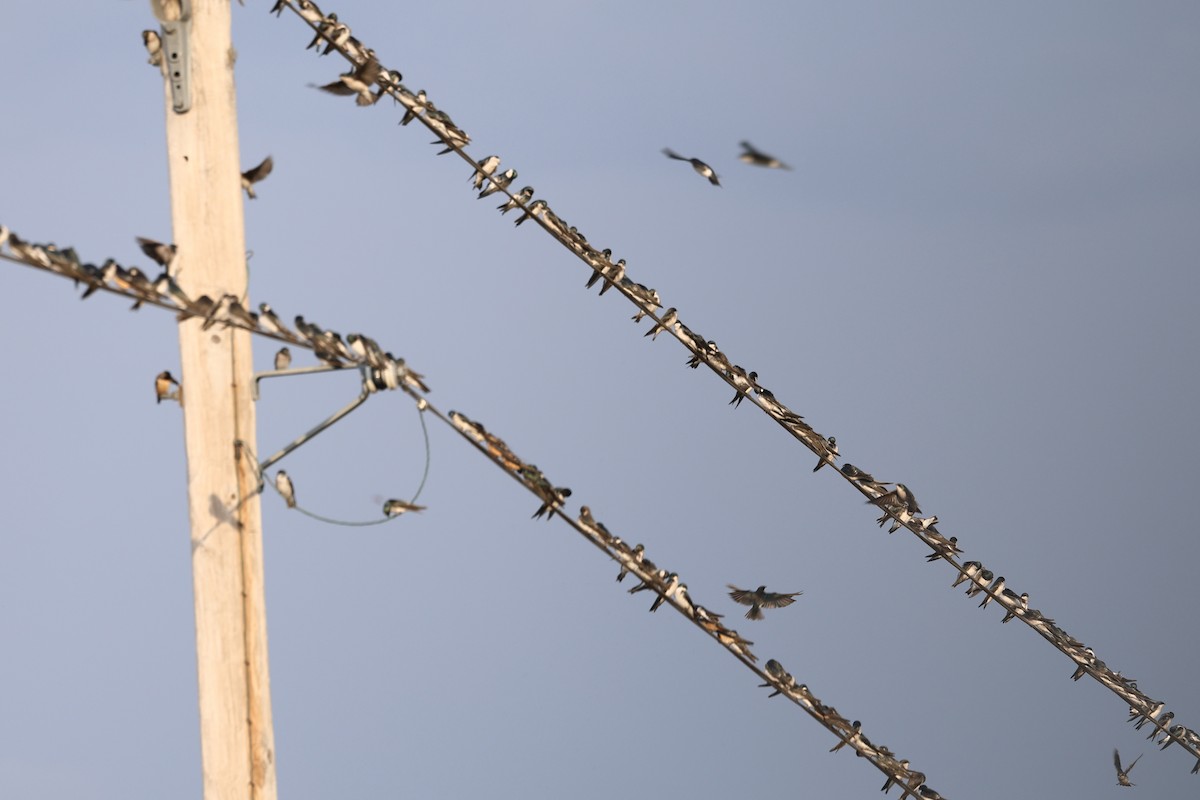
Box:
[155,371,180,404]
[663,148,720,186]
[727,584,802,620]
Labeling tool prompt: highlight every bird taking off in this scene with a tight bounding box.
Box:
[663,148,720,186]
[1113,749,1142,787]
[727,584,802,620]
[241,156,274,199]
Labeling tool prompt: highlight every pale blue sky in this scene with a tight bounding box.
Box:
[2,2,1199,798]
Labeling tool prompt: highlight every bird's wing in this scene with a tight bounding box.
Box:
[1126,753,1143,773]
[317,80,357,95]
[243,156,273,183]
[761,591,802,608]
[740,141,765,157]
[726,585,754,604]
[1113,749,1123,772]
[355,55,382,84]
[662,148,688,161]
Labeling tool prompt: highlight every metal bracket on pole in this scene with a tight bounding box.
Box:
[151,0,193,113]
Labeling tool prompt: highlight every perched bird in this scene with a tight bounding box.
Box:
[136,236,177,270]
[383,499,426,517]
[868,483,921,516]
[642,308,677,341]
[470,155,501,191]
[498,186,534,214]
[829,720,862,753]
[965,569,994,598]
[616,544,645,582]
[663,148,720,186]
[275,471,296,508]
[155,370,180,404]
[978,575,1006,609]
[313,56,383,106]
[142,30,164,69]
[478,167,516,199]
[241,156,274,199]
[274,347,292,371]
[727,584,802,620]
[738,141,792,170]
[813,436,838,472]
[1113,749,1142,787]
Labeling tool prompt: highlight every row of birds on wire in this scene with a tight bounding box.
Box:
[2,204,946,795]
[255,0,1200,773]
[0,225,430,400]
[3,218,1187,792]
[440,407,946,800]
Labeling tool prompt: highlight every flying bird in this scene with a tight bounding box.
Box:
[136,236,177,270]
[312,55,383,106]
[1113,749,1142,787]
[383,499,426,517]
[738,141,792,170]
[241,156,274,199]
[154,371,180,404]
[275,471,296,508]
[662,148,720,186]
[727,584,802,620]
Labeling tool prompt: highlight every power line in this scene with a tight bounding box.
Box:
[2,228,948,798]
[261,0,1200,777]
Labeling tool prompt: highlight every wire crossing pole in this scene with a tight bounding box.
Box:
[152,2,277,798]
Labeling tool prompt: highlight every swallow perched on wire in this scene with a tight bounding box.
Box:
[470,155,500,191]
[241,155,274,199]
[642,308,677,340]
[275,471,296,508]
[663,148,720,186]
[498,186,534,214]
[383,499,426,517]
[813,436,838,472]
[727,584,802,620]
[478,167,516,199]
[738,141,792,170]
[155,371,180,404]
[1113,749,1142,787]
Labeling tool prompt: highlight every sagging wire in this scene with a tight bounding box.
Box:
[263,1,1200,772]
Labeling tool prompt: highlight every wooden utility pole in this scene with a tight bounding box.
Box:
[153,1,277,797]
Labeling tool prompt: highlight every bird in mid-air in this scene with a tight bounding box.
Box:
[312,55,383,106]
[241,156,274,199]
[662,148,720,186]
[1113,749,1142,787]
[383,499,427,517]
[275,471,296,508]
[727,584,802,620]
[738,141,792,170]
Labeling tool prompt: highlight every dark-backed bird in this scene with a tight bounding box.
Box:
[155,370,180,404]
[136,236,177,270]
[275,471,296,508]
[383,499,426,517]
[241,155,274,199]
[1114,749,1142,787]
[727,584,802,620]
[663,147,720,186]
[274,347,291,371]
[312,55,382,106]
[738,141,792,170]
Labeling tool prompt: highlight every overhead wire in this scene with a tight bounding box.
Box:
[263,0,1200,775]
